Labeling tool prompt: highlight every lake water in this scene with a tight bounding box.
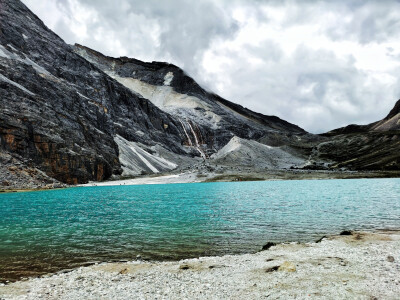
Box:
[0,178,399,281]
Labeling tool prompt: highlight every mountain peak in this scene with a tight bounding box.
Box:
[385,99,400,120]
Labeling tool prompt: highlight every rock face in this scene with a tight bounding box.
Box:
[74,44,315,159]
[311,100,400,171]
[0,0,185,184]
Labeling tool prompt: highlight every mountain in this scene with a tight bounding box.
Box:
[310,100,400,170]
[0,0,189,185]
[370,99,400,131]
[324,99,400,135]
[73,44,315,157]
[0,0,320,189]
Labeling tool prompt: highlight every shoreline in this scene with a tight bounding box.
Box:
[1,230,399,299]
[2,170,399,192]
[81,169,400,188]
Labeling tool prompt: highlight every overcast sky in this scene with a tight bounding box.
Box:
[22,0,400,133]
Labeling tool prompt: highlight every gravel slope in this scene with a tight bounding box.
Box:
[1,231,399,299]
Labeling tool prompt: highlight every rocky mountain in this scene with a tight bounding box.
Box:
[310,100,400,170]
[0,0,399,190]
[0,0,316,188]
[0,0,188,185]
[324,99,400,135]
[73,44,316,159]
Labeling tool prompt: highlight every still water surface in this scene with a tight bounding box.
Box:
[0,178,399,281]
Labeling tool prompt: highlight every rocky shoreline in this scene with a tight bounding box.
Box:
[0,230,399,299]
[81,167,400,187]
[2,167,400,191]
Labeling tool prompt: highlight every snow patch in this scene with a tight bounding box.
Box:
[0,45,52,77]
[6,44,18,53]
[77,92,90,100]
[113,122,124,127]
[0,73,35,96]
[0,45,10,58]
[163,72,174,85]
[22,34,29,40]
[135,130,145,137]
[107,72,221,128]
[23,57,51,76]
[108,73,208,110]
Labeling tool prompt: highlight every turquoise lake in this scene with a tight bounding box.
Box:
[1,178,399,281]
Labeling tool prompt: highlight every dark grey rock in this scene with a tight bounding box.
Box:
[387,255,395,262]
[262,242,277,250]
[340,230,353,236]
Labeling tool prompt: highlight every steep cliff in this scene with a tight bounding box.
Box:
[0,0,186,184]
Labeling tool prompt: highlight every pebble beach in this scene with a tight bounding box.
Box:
[1,230,399,300]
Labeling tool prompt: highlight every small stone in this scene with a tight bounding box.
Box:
[340,230,353,236]
[179,264,191,270]
[278,261,296,272]
[387,256,395,262]
[119,268,129,274]
[262,242,276,250]
[265,266,280,273]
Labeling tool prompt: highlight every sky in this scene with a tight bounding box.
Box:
[21,0,400,133]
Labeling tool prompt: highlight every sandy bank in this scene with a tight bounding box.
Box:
[1,231,399,299]
[80,172,201,187]
[79,169,400,188]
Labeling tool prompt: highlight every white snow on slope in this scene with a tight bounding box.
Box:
[115,135,177,176]
[108,73,221,128]
[110,73,208,110]
[163,72,174,85]
[0,73,35,96]
[211,136,305,169]
[0,45,52,77]
[0,45,10,58]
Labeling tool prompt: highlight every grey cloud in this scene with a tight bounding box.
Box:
[277,0,400,44]
[326,3,400,44]
[54,0,239,77]
[203,44,397,132]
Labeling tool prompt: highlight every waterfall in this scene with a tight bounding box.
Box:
[179,119,207,159]
[179,119,193,146]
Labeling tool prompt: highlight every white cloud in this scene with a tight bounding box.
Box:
[21,0,400,133]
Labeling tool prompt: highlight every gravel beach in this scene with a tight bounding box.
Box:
[1,231,399,299]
